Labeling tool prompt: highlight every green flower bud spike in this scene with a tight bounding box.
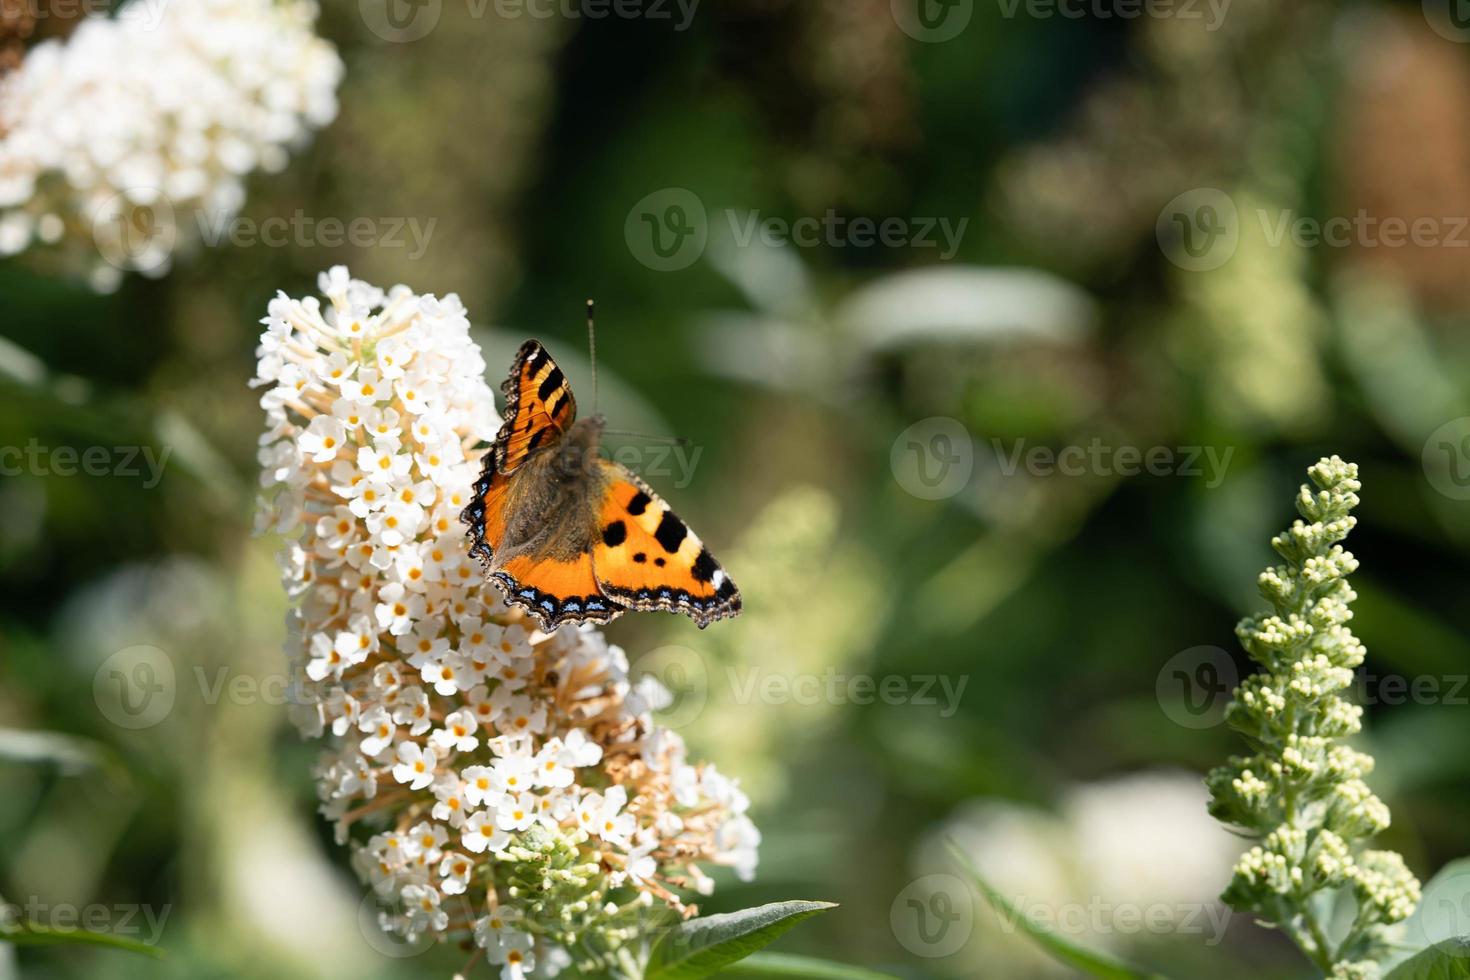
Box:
[1206,457,1420,978]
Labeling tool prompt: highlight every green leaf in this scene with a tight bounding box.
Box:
[947,841,1168,980]
[718,951,901,978]
[646,901,837,980]
[1,921,165,959]
[1385,939,1470,979]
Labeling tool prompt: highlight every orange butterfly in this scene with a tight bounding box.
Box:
[461,339,741,631]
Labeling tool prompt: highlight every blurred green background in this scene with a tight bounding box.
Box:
[4,0,1470,977]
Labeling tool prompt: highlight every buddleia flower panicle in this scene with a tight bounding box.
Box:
[253,267,760,979]
[0,0,343,290]
[1206,457,1419,978]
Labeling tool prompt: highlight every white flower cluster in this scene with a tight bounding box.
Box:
[0,0,342,290]
[254,268,759,979]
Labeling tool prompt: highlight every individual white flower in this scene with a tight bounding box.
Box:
[497,792,540,833]
[406,822,449,865]
[402,883,449,934]
[439,852,474,896]
[430,774,470,828]
[393,742,438,791]
[358,706,397,758]
[299,416,348,464]
[431,709,480,755]
[462,810,510,855]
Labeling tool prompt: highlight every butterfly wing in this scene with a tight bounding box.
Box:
[591,461,741,628]
[463,339,575,566]
[489,552,625,630]
[493,339,577,475]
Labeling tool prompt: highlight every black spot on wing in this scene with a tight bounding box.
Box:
[691,548,717,583]
[716,576,737,599]
[633,552,646,563]
[654,557,666,567]
[654,511,687,553]
[627,490,650,516]
[602,520,627,547]
[537,366,564,403]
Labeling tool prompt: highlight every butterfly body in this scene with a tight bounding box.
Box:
[462,340,740,631]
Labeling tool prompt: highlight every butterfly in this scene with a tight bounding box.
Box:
[460,339,741,631]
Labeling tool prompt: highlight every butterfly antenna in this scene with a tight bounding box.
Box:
[586,298,599,417]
